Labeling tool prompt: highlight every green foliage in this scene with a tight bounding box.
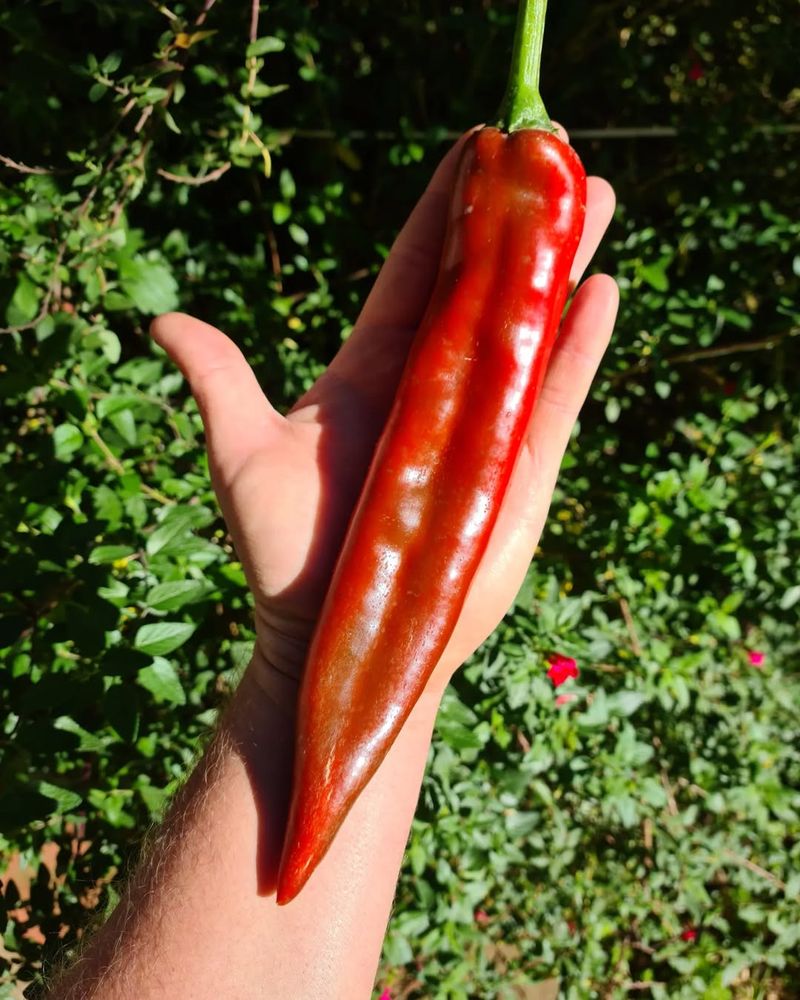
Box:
[1,1,798,997]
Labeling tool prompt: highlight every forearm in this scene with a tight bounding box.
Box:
[49,658,445,1000]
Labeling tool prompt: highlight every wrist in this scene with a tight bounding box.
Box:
[243,645,302,720]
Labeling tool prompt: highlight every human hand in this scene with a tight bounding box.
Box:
[151,128,617,709]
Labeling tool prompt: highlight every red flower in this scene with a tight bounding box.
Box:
[681,927,697,942]
[748,650,765,668]
[555,692,577,707]
[547,653,579,688]
[687,60,704,82]
[474,909,489,925]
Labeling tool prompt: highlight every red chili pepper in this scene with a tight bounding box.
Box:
[277,0,586,904]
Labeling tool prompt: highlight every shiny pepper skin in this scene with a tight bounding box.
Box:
[277,127,586,904]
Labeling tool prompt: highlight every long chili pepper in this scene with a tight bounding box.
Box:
[277,0,586,904]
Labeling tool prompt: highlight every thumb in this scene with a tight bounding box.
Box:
[150,312,282,484]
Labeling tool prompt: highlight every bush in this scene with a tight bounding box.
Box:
[1,1,798,996]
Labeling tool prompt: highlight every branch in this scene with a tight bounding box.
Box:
[0,153,55,175]
[665,328,798,365]
[660,770,679,817]
[619,597,643,657]
[610,327,799,385]
[722,848,786,891]
[86,426,174,506]
[156,161,231,185]
[249,0,259,43]
[196,0,218,28]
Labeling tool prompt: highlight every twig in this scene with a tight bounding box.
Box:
[0,153,55,175]
[592,662,624,673]
[248,0,259,43]
[611,327,798,385]
[619,598,643,657]
[625,983,666,992]
[722,848,786,891]
[271,123,800,143]
[663,329,797,364]
[86,426,173,506]
[195,0,218,28]
[156,161,232,185]
[660,770,679,817]
[48,377,185,442]
[0,241,68,335]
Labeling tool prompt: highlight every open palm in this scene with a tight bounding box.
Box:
[151,129,618,706]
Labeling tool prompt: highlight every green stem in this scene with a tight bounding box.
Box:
[496,0,552,132]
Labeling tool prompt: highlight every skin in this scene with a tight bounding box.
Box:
[48,129,617,999]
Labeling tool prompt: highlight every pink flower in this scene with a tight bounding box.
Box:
[681,926,697,942]
[474,909,489,925]
[555,693,578,707]
[378,991,392,1000]
[547,653,579,688]
[748,650,765,668]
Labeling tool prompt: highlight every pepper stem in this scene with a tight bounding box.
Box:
[496,0,552,132]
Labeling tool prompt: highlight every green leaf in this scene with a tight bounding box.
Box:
[101,51,122,73]
[628,501,649,528]
[93,485,124,526]
[37,781,82,812]
[96,394,142,420]
[87,788,135,828]
[382,930,413,966]
[272,202,291,225]
[96,328,122,363]
[88,544,136,565]
[578,689,609,728]
[134,621,196,656]
[110,408,137,445]
[145,579,214,612]
[639,261,669,291]
[141,86,169,103]
[436,720,484,751]
[779,584,800,610]
[608,691,648,717]
[248,81,289,99]
[6,274,41,325]
[505,812,539,838]
[117,255,179,315]
[279,169,296,200]
[53,423,84,461]
[53,716,110,752]
[288,223,309,246]
[146,506,215,556]
[163,109,181,134]
[137,657,186,705]
[246,36,285,57]
[138,780,170,818]
[605,397,621,424]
